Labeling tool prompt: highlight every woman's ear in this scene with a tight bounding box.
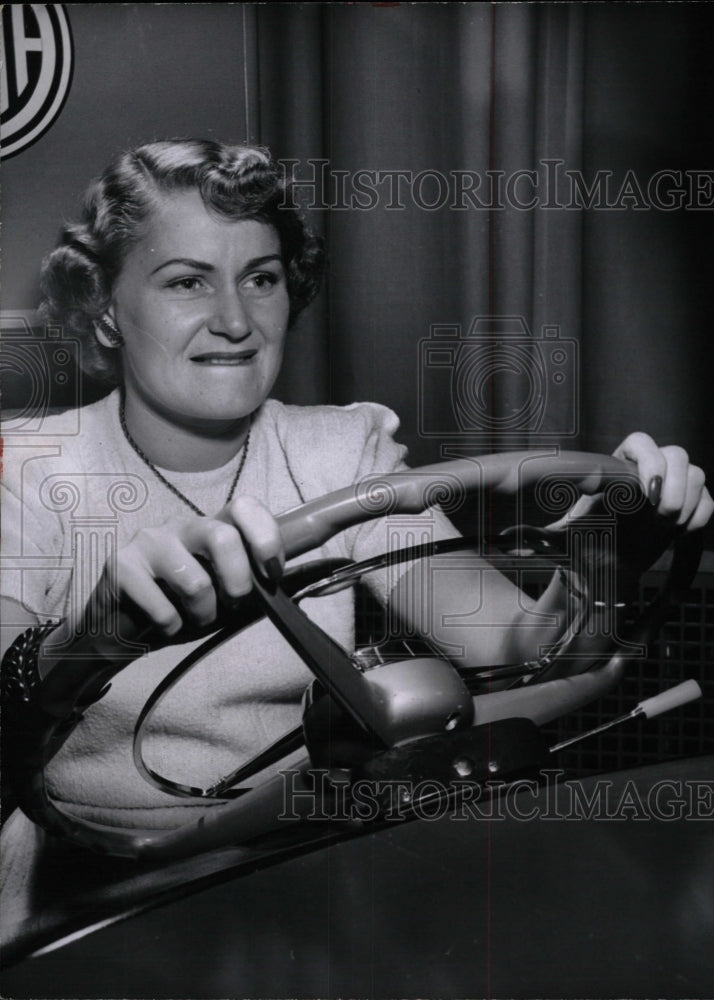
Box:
[94,313,124,348]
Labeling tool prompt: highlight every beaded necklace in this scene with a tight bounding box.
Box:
[118,395,251,517]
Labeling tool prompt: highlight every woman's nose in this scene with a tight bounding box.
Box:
[209,288,251,340]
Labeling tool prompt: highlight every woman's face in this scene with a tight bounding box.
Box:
[106,189,290,430]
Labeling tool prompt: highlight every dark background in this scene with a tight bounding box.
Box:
[3,3,712,483]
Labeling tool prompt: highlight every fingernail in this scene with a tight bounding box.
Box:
[264,556,283,582]
[648,475,662,507]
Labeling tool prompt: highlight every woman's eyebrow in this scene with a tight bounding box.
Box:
[150,254,283,276]
[150,257,213,275]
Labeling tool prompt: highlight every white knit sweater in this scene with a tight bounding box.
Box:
[2,391,457,829]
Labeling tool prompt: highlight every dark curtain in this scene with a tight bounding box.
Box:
[253,3,712,516]
[4,3,711,527]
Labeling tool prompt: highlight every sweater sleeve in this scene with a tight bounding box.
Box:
[272,400,461,602]
[342,405,461,602]
[0,442,72,621]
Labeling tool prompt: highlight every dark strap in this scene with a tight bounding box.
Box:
[249,561,392,751]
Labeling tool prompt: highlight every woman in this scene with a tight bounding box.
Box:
[1,139,712,840]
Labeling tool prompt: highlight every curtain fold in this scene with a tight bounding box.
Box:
[257,4,590,465]
[580,4,712,470]
[531,6,584,443]
[256,5,330,405]
[251,5,710,507]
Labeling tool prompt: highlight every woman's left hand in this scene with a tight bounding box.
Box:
[548,432,713,537]
[613,432,713,531]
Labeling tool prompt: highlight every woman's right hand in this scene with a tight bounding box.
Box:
[95,496,285,642]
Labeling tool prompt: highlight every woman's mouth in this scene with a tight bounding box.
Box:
[190,350,258,366]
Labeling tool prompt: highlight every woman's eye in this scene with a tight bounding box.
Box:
[243,271,281,293]
[167,276,205,292]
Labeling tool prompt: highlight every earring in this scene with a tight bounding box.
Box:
[96,317,124,347]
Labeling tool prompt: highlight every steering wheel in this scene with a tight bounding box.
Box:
[5,451,701,861]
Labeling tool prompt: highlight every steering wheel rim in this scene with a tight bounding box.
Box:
[6,450,699,860]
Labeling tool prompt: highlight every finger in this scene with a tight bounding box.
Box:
[683,484,714,533]
[151,538,217,627]
[543,494,597,532]
[120,533,217,631]
[613,432,667,506]
[224,495,284,579]
[116,547,183,636]
[672,463,706,526]
[657,446,690,519]
[193,520,253,600]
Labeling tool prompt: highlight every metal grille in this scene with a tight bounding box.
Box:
[355,566,714,776]
[541,570,714,774]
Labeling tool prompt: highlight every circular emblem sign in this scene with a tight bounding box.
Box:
[1,5,73,160]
